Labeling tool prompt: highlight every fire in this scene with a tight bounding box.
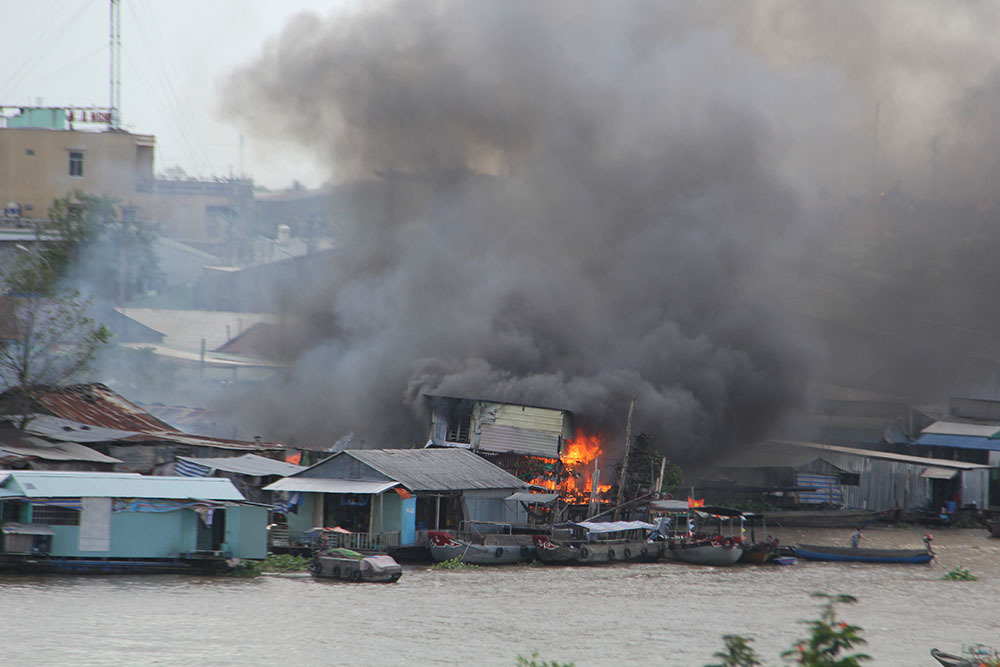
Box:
[561,430,603,466]
[526,429,612,503]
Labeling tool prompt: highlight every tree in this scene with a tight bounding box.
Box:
[615,433,684,497]
[45,190,160,303]
[0,256,110,428]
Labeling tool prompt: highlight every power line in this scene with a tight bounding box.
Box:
[0,0,98,99]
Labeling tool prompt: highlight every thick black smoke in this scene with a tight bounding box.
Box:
[217,1,1000,457]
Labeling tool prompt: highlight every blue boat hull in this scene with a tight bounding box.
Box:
[793,544,933,564]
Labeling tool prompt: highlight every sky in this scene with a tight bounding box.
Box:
[0,0,340,189]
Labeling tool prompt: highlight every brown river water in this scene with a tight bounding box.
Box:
[2,527,999,666]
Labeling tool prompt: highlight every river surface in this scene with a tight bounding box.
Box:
[3,527,999,666]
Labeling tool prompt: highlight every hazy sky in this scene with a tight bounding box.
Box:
[0,0,339,189]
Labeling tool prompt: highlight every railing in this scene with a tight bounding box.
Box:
[270,528,402,552]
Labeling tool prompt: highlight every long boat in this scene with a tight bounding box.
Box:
[792,544,933,564]
[427,530,534,565]
[533,521,660,565]
[667,538,744,566]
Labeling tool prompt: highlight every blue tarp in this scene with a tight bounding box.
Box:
[913,433,1000,451]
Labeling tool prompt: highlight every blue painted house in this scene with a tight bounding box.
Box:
[264,448,528,552]
[0,470,268,573]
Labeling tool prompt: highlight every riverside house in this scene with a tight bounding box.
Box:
[264,448,528,553]
[0,470,268,573]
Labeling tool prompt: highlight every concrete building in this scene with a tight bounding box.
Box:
[0,107,251,254]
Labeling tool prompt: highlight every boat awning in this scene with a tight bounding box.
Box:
[1,522,55,536]
[263,478,399,495]
[576,520,655,533]
[505,491,559,503]
[920,466,959,480]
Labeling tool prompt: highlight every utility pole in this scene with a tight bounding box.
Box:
[872,101,880,199]
[613,396,637,520]
[109,0,122,128]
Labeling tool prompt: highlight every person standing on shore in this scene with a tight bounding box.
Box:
[850,528,863,548]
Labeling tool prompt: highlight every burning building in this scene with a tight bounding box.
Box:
[426,395,614,518]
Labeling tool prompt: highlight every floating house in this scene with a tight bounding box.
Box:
[704,439,991,512]
[264,448,528,552]
[0,470,268,573]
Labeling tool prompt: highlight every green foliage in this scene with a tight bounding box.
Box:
[262,554,312,573]
[950,516,983,529]
[45,190,161,302]
[225,560,263,577]
[516,651,574,667]
[781,593,870,666]
[616,433,684,497]
[0,269,111,419]
[431,556,478,570]
[942,565,978,581]
[706,635,762,667]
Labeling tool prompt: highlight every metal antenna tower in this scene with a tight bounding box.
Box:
[109,0,122,128]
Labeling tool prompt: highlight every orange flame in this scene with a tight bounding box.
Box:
[526,430,612,502]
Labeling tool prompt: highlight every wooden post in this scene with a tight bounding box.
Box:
[614,396,637,521]
[435,495,441,530]
[654,457,666,496]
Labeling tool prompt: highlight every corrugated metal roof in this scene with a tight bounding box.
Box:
[23,383,176,431]
[505,491,559,503]
[921,421,1000,437]
[912,433,1000,452]
[263,478,399,494]
[920,466,958,480]
[347,448,527,492]
[176,454,303,477]
[21,414,142,443]
[0,434,122,463]
[478,424,560,458]
[0,470,246,500]
[775,439,994,468]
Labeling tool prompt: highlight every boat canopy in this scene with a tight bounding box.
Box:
[576,520,655,533]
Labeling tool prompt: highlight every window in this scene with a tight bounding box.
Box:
[31,505,80,526]
[447,414,472,444]
[69,151,84,177]
[838,472,861,487]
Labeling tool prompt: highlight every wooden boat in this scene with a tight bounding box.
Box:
[310,547,402,582]
[651,504,746,566]
[792,544,933,564]
[666,537,744,566]
[532,521,661,565]
[931,644,999,666]
[428,530,534,565]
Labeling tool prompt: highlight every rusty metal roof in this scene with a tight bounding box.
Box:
[25,383,176,432]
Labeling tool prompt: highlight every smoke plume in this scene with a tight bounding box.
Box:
[217,1,1000,458]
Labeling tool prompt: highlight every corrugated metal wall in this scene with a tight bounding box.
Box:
[482,404,567,437]
[800,452,947,510]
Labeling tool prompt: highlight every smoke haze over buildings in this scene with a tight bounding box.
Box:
[216,1,1000,458]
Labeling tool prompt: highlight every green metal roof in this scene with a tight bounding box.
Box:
[0,470,245,500]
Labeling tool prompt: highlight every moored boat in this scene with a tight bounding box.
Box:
[533,521,660,565]
[310,547,402,582]
[792,543,933,564]
[428,530,534,565]
[650,503,747,566]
